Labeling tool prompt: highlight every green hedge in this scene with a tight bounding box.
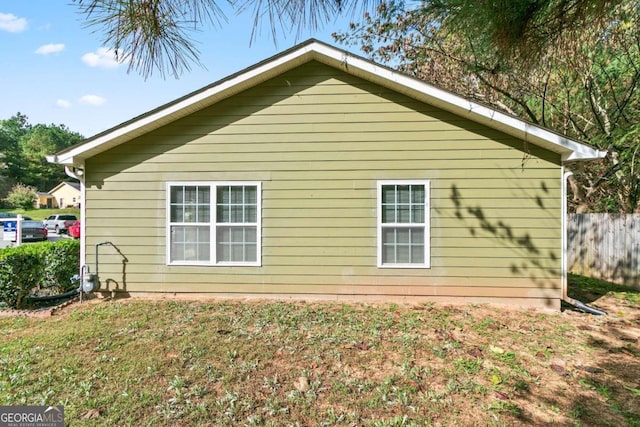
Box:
[0,239,80,309]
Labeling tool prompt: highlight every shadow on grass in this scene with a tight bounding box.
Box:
[568,273,640,305]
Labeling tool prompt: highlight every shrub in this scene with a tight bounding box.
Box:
[0,239,80,309]
[43,239,80,293]
[0,245,43,309]
[5,184,37,210]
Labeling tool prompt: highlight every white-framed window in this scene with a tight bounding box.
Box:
[166,182,261,266]
[377,180,430,268]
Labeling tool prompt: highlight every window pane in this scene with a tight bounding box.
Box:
[412,205,424,223]
[381,185,396,204]
[200,188,210,204]
[170,225,210,262]
[398,185,410,203]
[230,186,244,203]
[412,185,425,203]
[381,228,396,264]
[396,244,410,263]
[198,204,210,222]
[381,226,425,265]
[245,206,257,223]
[217,226,257,262]
[230,227,245,241]
[170,186,184,222]
[231,244,243,260]
[408,227,424,263]
[171,187,183,204]
[396,228,410,243]
[382,204,395,223]
[184,205,198,223]
[382,244,395,264]
[231,205,243,222]
[171,241,185,261]
[217,185,257,224]
[217,205,229,223]
[218,186,230,204]
[382,184,426,225]
[411,245,424,264]
[217,243,231,262]
[245,227,257,243]
[184,186,198,203]
[410,227,424,244]
[170,186,210,223]
[397,205,410,223]
[245,187,257,204]
[171,204,183,222]
[245,244,257,262]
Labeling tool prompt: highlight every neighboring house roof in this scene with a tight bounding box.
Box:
[66,181,80,191]
[48,181,81,194]
[47,39,606,166]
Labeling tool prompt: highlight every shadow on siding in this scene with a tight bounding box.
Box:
[446,182,560,308]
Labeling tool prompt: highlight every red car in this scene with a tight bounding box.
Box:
[67,220,81,238]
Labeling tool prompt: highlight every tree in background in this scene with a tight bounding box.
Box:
[71,0,639,212]
[5,184,37,210]
[19,124,84,191]
[334,0,640,212]
[0,113,30,199]
[72,0,371,78]
[72,0,625,80]
[0,114,83,197]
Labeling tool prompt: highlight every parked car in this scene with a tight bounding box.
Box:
[16,220,48,242]
[43,214,78,234]
[0,213,32,226]
[68,221,80,238]
[0,212,16,225]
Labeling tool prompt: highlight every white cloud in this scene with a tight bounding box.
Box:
[81,47,121,68]
[35,43,65,55]
[0,12,27,33]
[56,99,71,108]
[79,95,106,106]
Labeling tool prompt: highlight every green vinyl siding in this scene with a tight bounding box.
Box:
[84,61,562,306]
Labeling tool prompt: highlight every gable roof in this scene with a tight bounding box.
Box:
[47,39,606,166]
[49,181,81,194]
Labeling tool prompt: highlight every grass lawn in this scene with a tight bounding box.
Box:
[0,275,638,426]
[3,208,80,221]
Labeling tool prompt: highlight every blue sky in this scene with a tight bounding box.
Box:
[0,1,355,138]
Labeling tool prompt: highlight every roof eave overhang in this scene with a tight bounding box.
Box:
[48,40,606,166]
[48,42,324,166]
[308,46,606,162]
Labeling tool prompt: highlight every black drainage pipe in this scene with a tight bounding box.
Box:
[25,288,79,303]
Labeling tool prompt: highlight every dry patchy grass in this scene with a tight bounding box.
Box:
[0,276,638,426]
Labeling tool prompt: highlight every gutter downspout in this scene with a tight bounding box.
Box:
[562,168,607,315]
[63,164,86,281]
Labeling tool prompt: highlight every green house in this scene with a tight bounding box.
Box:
[48,40,605,310]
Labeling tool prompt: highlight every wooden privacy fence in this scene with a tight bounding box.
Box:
[568,214,640,288]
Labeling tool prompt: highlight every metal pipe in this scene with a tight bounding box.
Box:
[26,288,78,303]
[79,264,90,303]
[95,241,115,280]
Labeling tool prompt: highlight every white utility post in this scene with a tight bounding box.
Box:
[16,214,22,246]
